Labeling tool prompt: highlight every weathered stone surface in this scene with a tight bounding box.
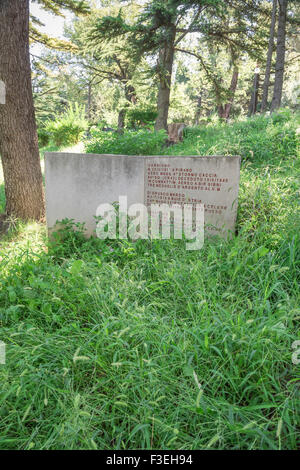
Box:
[45,153,145,237]
[45,153,241,239]
[0,80,5,104]
[144,156,240,237]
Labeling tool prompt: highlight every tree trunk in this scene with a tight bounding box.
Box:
[217,68,238,120]
[248,71,260,116]
[215,77,225,119]
[125,84,137,105]
[261,0,277,112]
[117,109,126,133]
[0,0,44,220]
[223,68,239,120]
[155,25,176,132]
[194,91,202,125]
[217,104,225,119]
[270,0,288,112]
[117,83,137,133]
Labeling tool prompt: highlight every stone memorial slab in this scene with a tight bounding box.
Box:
[45,153,240,239]
[144,156,240,237]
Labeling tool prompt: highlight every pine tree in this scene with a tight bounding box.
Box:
[69,3,141,130]
[91,0,273,130]
[261,0,277,112]
[91,1,231,130]
[270,0,288,111]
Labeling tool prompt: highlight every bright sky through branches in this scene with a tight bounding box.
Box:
[30,1,71,54]
[30,2,68,39]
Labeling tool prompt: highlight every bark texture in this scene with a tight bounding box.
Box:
[155,25,176,131]
[248,72,260,116]
[0,0,45,220]
[218,68,239,120]
[117,109,126,132]
[261,0,277,112]
[270,0,288,112]
[117,83,137,132]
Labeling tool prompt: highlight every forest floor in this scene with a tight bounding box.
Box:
[0,111,299,450]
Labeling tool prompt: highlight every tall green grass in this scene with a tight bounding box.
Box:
[85,108,298,165]
[0,111,299,450]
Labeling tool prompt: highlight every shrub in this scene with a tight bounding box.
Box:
[271,108,292,125]
[85,128,167,155]
[37,128,51,148]
[126,107,157,128]
[45,103,88,148]
[95,119,111,130]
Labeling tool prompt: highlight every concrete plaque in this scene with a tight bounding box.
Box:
[145,156,240,237]
[45,153,240,239]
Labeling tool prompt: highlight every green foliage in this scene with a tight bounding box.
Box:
[37,128,51,148]
[84,111,298,165]
[30,0,90,51]
[0,107,299,449]
[85,128,167,155]
[45,103,88,147]
[126,107,158,128]
[270,108,293,125]
[163,111,299,164]
[91,11,131,40]
[32,0,90,16]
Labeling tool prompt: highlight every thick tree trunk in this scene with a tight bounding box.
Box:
[270,0,288,112]
[0,0,44,220]
[155,25,176,131]
[261,0,277,112]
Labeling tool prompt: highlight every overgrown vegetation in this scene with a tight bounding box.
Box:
[44,103,88,148]
[85,109,297,161]
[125,107,158,129]
[0,112,299,450]
[85,127,167,155]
